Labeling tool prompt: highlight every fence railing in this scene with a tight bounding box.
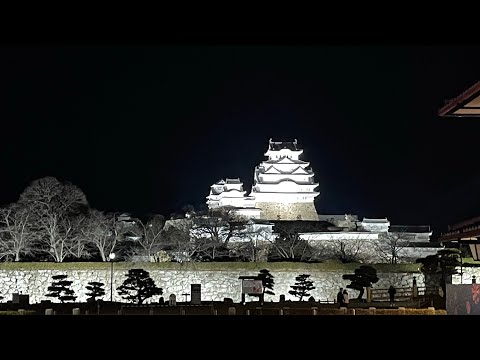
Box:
[370,286,437,302]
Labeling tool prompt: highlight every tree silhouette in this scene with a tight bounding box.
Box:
[417,249,461,296]
[117,268,163,304]
[190,207,249,261]
[45,274,77,303]
[18,176,89,262]
[85,281,105,302]
[268,221,317,261]
[289,274,315,301]
[258,269,275,296]
[342,265,379,299]
[248,269,275,303]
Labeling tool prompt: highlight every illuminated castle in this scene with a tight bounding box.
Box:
[250,139,319,220]
[206,178,261,219]
[199,138,441,262]
[206,139,319,220]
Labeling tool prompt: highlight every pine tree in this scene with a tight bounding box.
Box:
[342,265,379,299]
[85,281,105,302]
[117,268,163,304]
[248,269,275,303]
[45,274,77,303]
[289,274,315,301]
[416,249,461,296]
[258,269,275,296]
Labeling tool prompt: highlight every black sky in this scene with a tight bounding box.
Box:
[1,45,480,236]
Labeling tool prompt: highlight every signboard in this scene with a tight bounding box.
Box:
[241,280,263,295]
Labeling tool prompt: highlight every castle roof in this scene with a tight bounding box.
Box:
[263,165,312,175]
[255,178,318,186]
[214,178,242,184]
[264,158,308,165]
[215,188,245,194]
[292,166,311,174]
[211,178,243,190]
[362,218,389,223]
[264,166,282,174]
[268,138,299,151]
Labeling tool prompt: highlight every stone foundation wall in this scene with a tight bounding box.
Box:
[0,265,423,304]
[256,202,318,220]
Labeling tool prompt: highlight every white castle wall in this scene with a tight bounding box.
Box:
[0,267,425,304]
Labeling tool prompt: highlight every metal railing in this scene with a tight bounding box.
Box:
[370,286,437,302]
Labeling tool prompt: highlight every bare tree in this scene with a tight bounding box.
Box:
[81,210,123,261]
[241,224,274,262]
[374,231,412,264]
[66,215,90,259]
[326,236,365,263]
[190,208,249,261]
[18,176,89,262]
[162,220,198,262]
[268,221,316,261]
[0,204,36,261]
[129,215,166,260]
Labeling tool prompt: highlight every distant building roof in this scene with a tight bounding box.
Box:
[268,138,299,151]
[438,81,480,117]
[318,214,359,221]
[117,213,134,222]
[389,225,431,233]
[225,178,242,184]
[362,218,389,223]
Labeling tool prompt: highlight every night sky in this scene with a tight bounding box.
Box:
[2,46,480,237]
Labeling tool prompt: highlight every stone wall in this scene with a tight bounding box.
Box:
[0,265,424,304]
[256,202,318,221]
[451,266,480,284]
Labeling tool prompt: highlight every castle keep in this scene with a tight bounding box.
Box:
[207,139,319,220]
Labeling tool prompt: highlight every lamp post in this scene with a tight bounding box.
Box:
[109,252,116,302]
[459,242,464,283]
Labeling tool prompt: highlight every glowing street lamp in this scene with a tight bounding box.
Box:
[109,252,116,302]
